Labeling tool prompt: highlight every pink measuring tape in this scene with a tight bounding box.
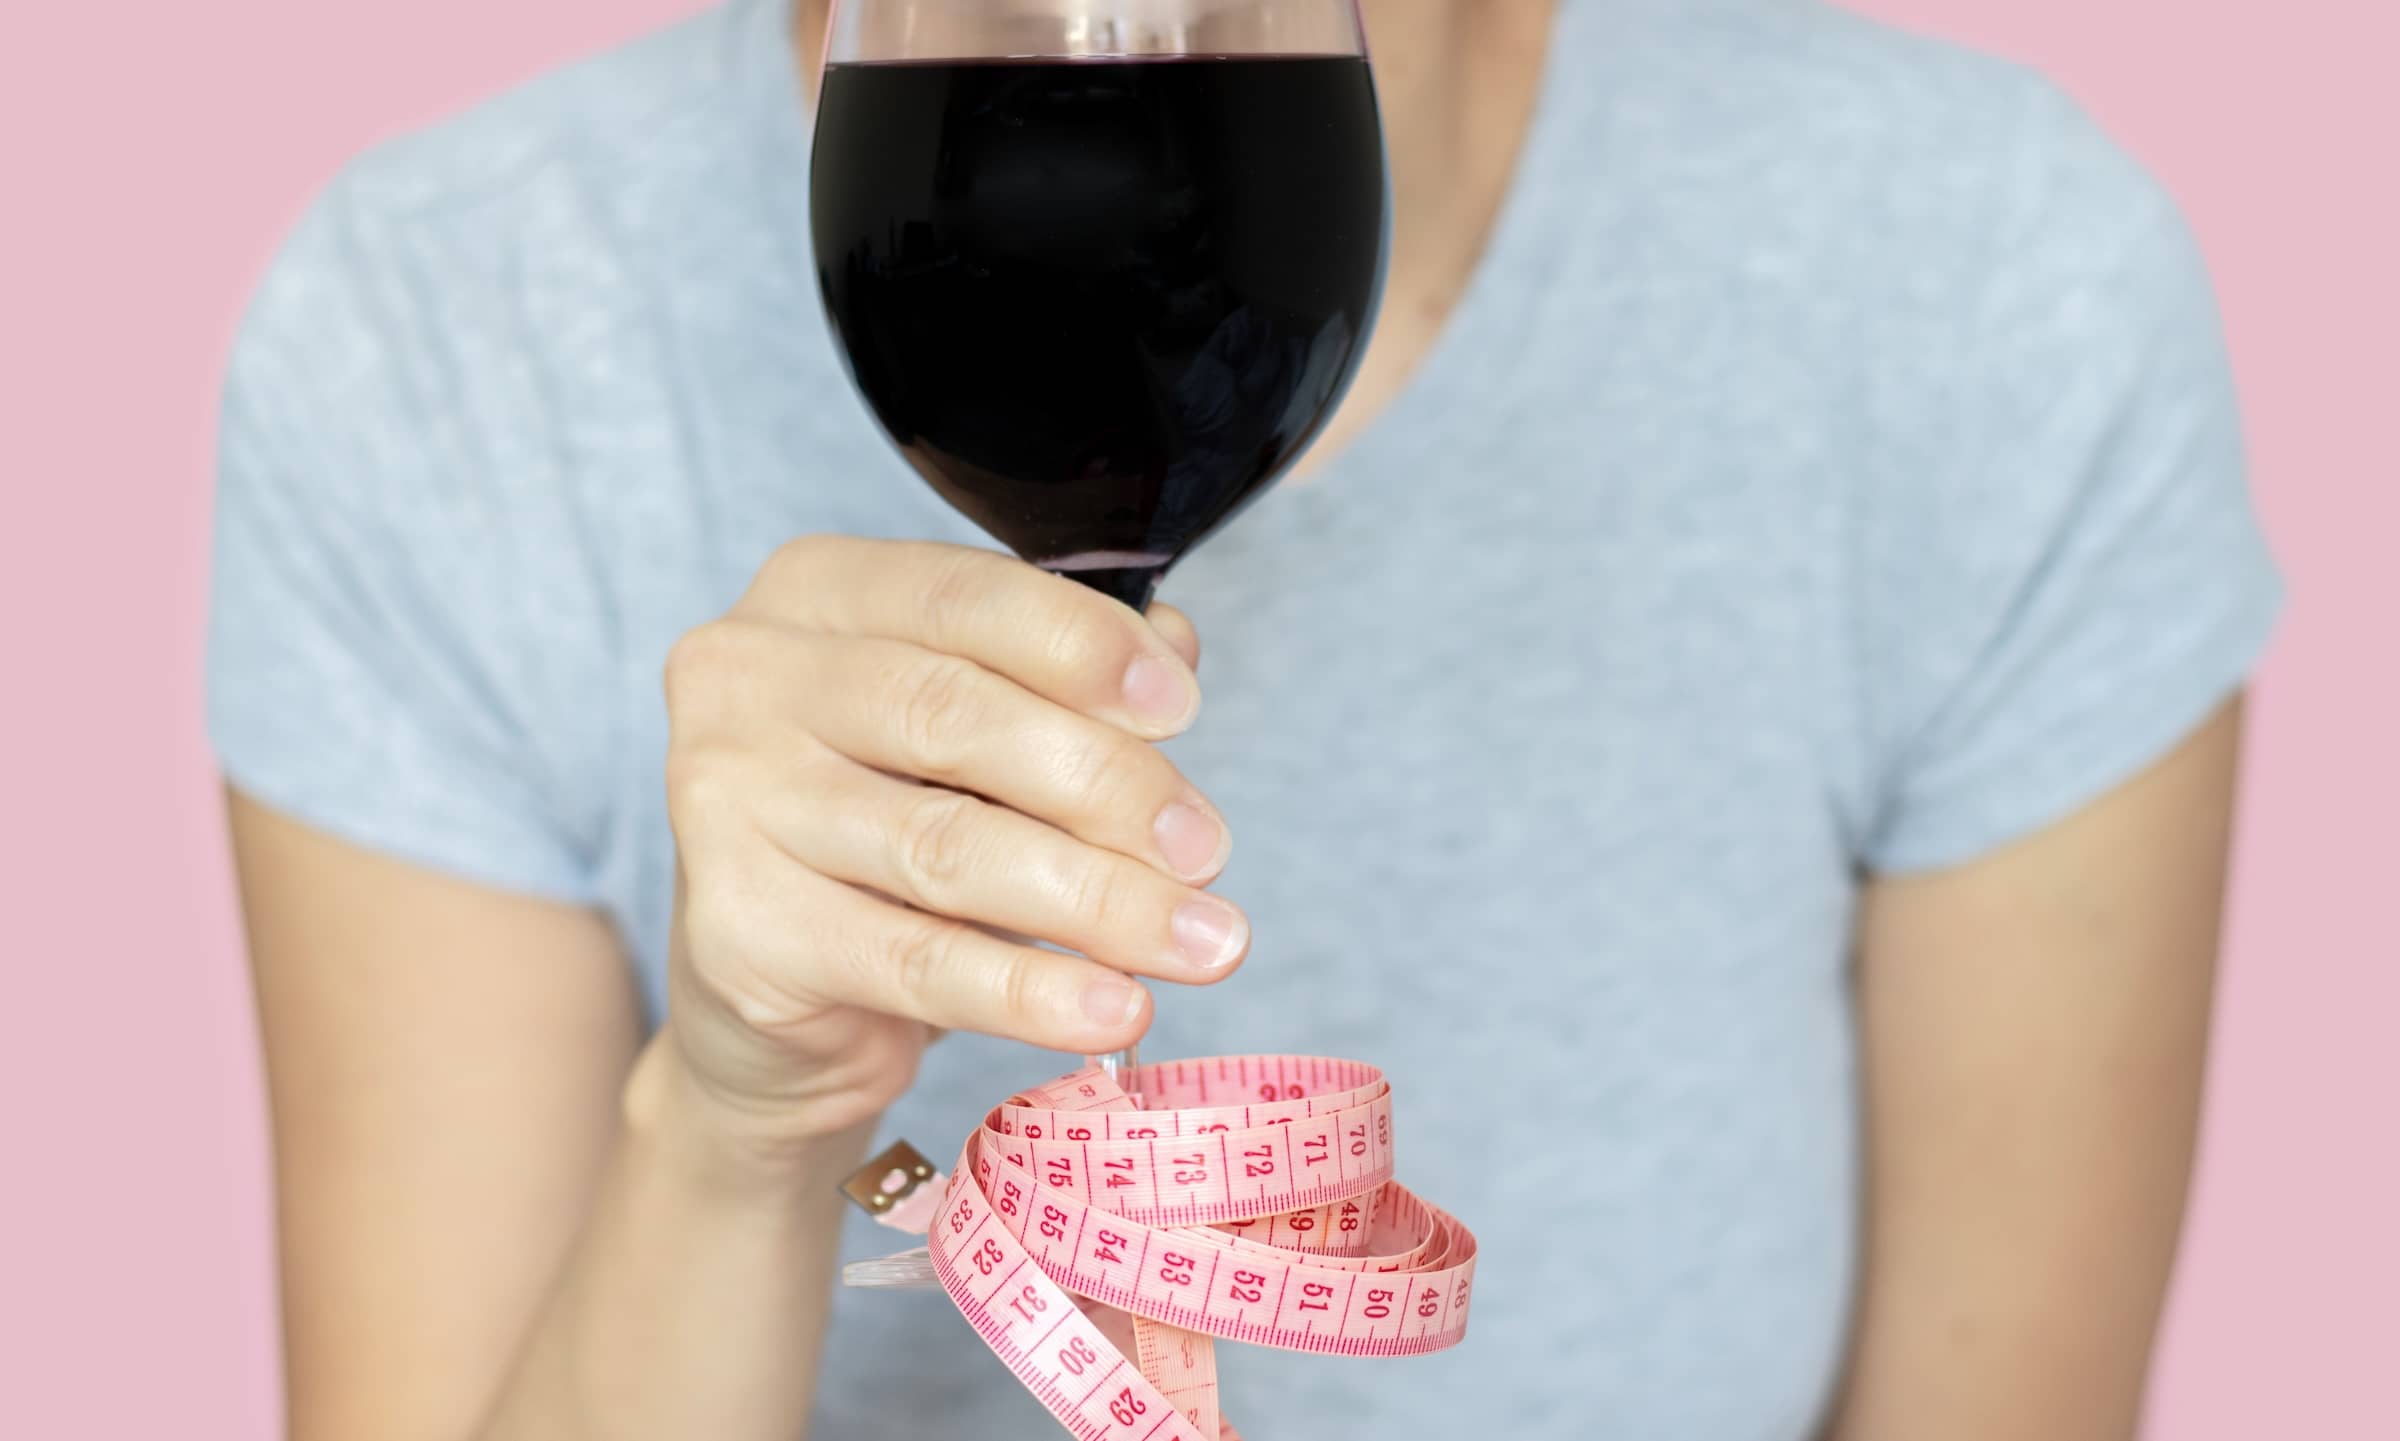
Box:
[843,1055,1477,1439]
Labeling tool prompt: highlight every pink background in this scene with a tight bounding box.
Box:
[2,1,2391,1435]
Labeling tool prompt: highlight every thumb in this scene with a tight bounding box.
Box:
[1146,602,1202,673]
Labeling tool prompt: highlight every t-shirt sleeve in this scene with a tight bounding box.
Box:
[1858,84,2284,874]
[206,181,601,902]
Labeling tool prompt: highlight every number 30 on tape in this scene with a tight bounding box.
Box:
[848,1056,1477,1440]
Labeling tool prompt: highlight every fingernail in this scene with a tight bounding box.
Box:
[1122,653,1198,729]
[1172,898,1246,971]
[1081,976,1145,1027]
[1153,802,1227,881]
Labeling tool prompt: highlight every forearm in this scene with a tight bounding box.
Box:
[1820,1273,2163,1441]
[474,1037,871,1441]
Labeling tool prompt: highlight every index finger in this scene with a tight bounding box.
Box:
[742,535,1202,738]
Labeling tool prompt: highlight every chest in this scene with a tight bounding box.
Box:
[503,0,1887,1021]
[536,87,1873,1430]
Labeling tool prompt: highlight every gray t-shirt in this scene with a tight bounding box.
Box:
[205,0,2282,1435]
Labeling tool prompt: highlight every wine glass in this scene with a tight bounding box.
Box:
[810,0,1389,1093]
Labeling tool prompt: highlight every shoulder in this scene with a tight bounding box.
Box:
[1594,1,2235,509]
[1573,5,2275,868]
[218,2,791,603]
[229,3,760,419]
[319,3,749,229]
[1549,1,2221,476]
[207,12,766,889]
[1598,0,2185,279]
[1681,10,2273,867]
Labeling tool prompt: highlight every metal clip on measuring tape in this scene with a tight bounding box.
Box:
[841,1056,1478,1440]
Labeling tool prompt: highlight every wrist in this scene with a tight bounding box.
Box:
[623,1035,877,1204]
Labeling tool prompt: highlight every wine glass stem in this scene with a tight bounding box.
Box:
[1060,566,1158,1109]
[1088,1045,1143,1107]
[1051,563,1166,613]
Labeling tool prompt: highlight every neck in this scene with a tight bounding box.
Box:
[797,0,831,97]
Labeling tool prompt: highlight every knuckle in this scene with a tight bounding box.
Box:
[887,913,958,1006]
[662,623,733,713]
[1062,853,1136,933]
[1062,732,1154,816]
[918,547,992,641]
[724,983,803,1036]
[1037,600,1122,686]
[894,653,984,776]
[895,789,980,906]
[670,839,825,1040]
[663,745,741,838]
[686,933,751,1010]
[663,620,785,731]
[679,874,756,991]
[995,948,1045,1030]
[759,532,840,593]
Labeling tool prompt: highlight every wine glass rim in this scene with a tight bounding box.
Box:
[823,0,1371,65]
[827,49,1366,64]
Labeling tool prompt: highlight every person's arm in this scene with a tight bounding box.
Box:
[1825,698,2244,1440]
[235,539,1233,1441]
[234,796,865,1441]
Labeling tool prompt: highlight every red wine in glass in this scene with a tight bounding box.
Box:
[811,9,1388,611]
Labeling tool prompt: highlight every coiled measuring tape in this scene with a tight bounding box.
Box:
[842,1055,1477,1439]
